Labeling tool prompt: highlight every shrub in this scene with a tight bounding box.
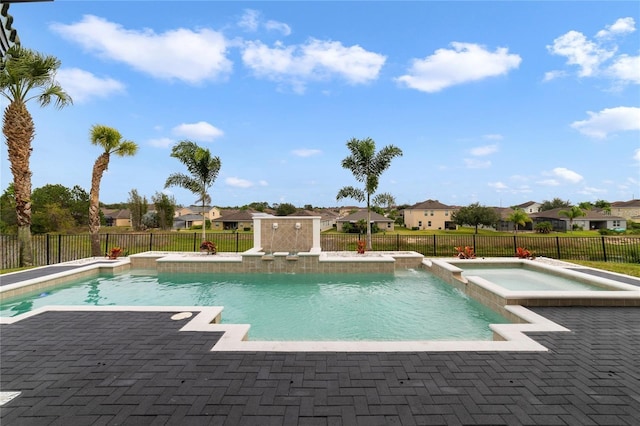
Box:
[534,221,553,234]
[454,246,475,259]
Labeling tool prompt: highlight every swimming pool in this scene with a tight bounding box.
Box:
[0,270,508,341]
[460,265,609,291]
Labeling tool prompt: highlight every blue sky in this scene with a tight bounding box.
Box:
[2,1,639,209]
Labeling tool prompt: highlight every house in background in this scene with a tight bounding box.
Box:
[101,208,131,227]
[513,201,541,214]
[530,208,626,232]
[403,200,457,230]
[212,210,257,231]
[336,210,394,232]
[610,200,640,222]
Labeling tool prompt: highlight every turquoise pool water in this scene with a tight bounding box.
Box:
[0,270,508,341]
[460,266,608,291]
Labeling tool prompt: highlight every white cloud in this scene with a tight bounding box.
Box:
[147,137,175,148]
[463,158,491,169]
[241,38,386,92]
[552,167,583,183]
[543,70,567,82]
[238,9,260,32]
[607,55,640,84]
[470,144,498,156]
[172,121,224,142]
[225,177,254,188]
[395,42,521,93]
[265,20,291,36]
[292,148,321,157]
[488,181,508,190]
[571,106,640,139]
[547,30,612,77]
[51,15,232,84]
[634,148,640,162]
[258,180,268,186]
[56,68,125,103]
[578,186,606,195]
[538,179,560,186]
[596,17,636,39]
[547,17,638,85]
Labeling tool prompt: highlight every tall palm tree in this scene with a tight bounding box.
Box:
[165,140,221,243]
[88,125,138,256]
[1,46,72,266]
[507,208,531,234]
[559,205,586,232]
[336,137,402,250]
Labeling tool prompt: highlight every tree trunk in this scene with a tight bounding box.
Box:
[89,153,110,256]
[3,101,34,266]
[366,193,372,250]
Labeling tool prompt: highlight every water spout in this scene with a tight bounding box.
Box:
[270,223,278,254]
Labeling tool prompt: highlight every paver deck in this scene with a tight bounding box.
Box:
[2,305,639,425]
[2,260,639,424]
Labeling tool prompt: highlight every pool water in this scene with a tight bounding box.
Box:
[0,270,508,341]
[461,266,608,292]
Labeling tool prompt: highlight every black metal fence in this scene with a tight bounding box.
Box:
[1,233,639,270]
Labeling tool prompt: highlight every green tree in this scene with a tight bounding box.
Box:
[540,198,571,211]
[142,211,159,229]
[594,199,611,214]
[31,184,77,233]
[276,202,297,216]
[506,208,532,234]
[151,191,176,230]
[1,46,72,266]
[69,185,90,227]
[165,140,221,243]
[559,205,586,232]
[0,184,17,234]
[451,203,501,234]
[336,137,402,250]
[89,125,138,256]
[128,189,148,231]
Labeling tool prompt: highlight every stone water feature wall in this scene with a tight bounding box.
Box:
[254,216,319,253]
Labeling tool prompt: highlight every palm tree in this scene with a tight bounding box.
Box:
[336,137,402,250]
[88,125,138,256]
[165,140,221,243]
[1,46,72,266]
[559,205,586,232]
[506,208,532,234]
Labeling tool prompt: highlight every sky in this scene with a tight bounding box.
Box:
[1,0,639,209]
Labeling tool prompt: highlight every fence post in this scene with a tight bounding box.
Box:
[396,233,400,251]
[149,233,153,252]
[193,233,197,252]
[601,236,607,262]
[46,234,50,265]
[236,232,239,253]
[556,236,561,259]
[58,234,62,264]
[473,234,476,254]
[513,235,517,255]
[105,234,110,257]
[433,235,436,256]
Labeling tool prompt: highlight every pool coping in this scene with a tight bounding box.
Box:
[2,254,638,352]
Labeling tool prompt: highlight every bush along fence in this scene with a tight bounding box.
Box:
[1,233,639,270]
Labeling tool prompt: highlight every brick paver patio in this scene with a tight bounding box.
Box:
[2,305,639,425]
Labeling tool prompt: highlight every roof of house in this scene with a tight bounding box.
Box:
[514,201,539,209]
[213,209,258,222]
[611,199,640,207]
[336,210,393,223]
[407,199,453,210]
